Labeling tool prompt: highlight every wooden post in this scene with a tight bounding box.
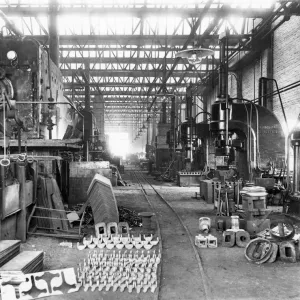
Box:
[16,164,26,242]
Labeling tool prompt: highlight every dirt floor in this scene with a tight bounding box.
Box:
[14,169,300,300]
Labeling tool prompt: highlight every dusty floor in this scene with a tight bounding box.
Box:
[16,168,300,300]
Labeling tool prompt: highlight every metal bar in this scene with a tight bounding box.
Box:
[22,34,251,46]
[63,82,190,88]
[0,7,277,18]
[31,215,70,221]
[62,69,207,77]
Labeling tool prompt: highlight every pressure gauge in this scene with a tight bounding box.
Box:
[7,50,17,61]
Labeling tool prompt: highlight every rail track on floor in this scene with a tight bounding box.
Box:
[130,169,211,300]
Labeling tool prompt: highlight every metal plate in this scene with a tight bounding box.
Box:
[1,184,20,218]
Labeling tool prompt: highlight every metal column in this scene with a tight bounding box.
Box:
[48,0,60,66]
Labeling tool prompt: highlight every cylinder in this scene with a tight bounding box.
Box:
[258,77,268,107]
[199,217,211,233]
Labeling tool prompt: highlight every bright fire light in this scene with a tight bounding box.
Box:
[107,132,129,159]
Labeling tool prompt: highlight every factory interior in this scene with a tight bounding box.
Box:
[0,0,300,299]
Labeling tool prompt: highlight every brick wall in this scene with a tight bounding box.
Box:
[239,49,268,101]
[204,16,300,133]
[273,16,300,131]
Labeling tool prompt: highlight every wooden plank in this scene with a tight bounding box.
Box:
[51,195,68,230]
[51,178,68,231]
[45,179,62,230]
[36,177,51,229]
[0,251,43,272]
[0,240,20,253]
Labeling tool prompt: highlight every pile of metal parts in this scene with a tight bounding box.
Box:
[195,217,218,248]
[244,218,300,264]
[195,234,218,248]
[77,234,159,251]
[214,185,272,240]
[76,250,160,293]
[222,230,250,248]
[244,238,299,264]
[72,203,94,226]
[118,206,142,227]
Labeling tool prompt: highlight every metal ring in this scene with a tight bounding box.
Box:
[27,156,34,163]
[0,158,10,167]
[244,238,273,264]
[17,154,26,162]
[269,219,295,241]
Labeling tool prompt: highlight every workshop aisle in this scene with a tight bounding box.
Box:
[156,184,300,300]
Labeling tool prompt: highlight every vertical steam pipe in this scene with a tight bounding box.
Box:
[224,37,229,154]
